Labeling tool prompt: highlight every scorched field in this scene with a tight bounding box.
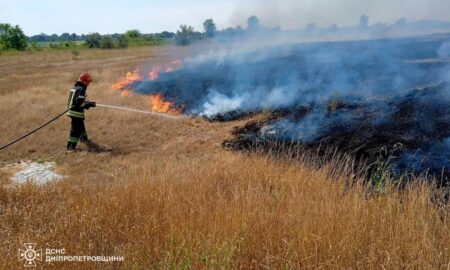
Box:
[0,39,450,269]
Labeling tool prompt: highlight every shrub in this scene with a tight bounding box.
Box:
[125,29,141,39]
[203,19,217,38]
[175,25,195,46]
[84,33,101,48]
[115,35,128,48]
[100,36,113,49]
[0,23,27,50]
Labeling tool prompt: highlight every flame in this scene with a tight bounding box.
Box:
[148,94,180,114]
[170,59,181,66]
[147,59,182,81]
[167,60,181,72]
[110,61,183,114]
[112,60,181,91]
[111,69,142,91]
[120,89,133,97]
[148,68,160,81]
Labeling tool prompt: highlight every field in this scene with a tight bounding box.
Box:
[0,46,449,269]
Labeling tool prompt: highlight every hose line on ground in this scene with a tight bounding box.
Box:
[0,109,70,151]
[0,104,186,151]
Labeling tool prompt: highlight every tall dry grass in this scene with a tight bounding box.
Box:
[0,46,449,269]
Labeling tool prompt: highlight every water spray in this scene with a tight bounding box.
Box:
[95,104,186,120]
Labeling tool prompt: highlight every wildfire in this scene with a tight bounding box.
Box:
[148,94,180,114]
[111,69,142,91]
[147,59,182,81]
[168,59,182,70]
[110,60,183,114]
[148,68,160,80]
[120,89,133,97]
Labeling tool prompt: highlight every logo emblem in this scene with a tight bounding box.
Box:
[18,243,42,267]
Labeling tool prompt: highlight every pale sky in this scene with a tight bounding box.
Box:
[0,0,243,35]
[1,0,449,36]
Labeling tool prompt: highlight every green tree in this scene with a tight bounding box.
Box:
[60,32,71,41]
[247,16,260,31]
[125,29,141,39]
[100,36,113,49]
[115,35,129,48]
[203,19,216,38]
[359,14,369,29]
[0,23,27,50]
[84,32,102,48]
[175,24,195,46]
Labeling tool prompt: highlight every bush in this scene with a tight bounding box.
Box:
[84,33,101,48]
[125,29,141,39]
[115,35,128,48]
[100,36,113,49]
[175,25,195,46]
[0,23,27,50]
[247,16,260,31]
[203,19,217,38]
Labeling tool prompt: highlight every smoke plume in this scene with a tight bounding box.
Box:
[124,31,450,178]
[230,0,450,29]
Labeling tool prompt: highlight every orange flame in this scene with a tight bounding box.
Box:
[148,94,180,114]
[110,61,183,114]
[120,89,133,97]
[148,68,160,80]
[147,59,182,81]
[111,69,142,91]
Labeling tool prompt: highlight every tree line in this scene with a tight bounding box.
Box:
[3,15,433,51]
[1,17,250,51]
[0,24,177,51]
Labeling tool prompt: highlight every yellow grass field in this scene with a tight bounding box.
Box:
[0,46,449,269]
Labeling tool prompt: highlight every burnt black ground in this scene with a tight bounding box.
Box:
[124,34,450,182]
[224,83,450,185]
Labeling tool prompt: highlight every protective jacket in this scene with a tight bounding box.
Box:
[67,81,88,119]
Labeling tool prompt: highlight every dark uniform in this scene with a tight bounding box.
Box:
[67,81,95,150]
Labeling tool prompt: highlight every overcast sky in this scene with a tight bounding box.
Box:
[1,0,449,35]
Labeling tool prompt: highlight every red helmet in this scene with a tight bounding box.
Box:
[79,73,93,84]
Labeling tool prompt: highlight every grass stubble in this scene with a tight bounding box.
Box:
[0,46,449,269]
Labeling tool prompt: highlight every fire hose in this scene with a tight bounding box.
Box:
[0,104,186,151]
[95,104,185,120]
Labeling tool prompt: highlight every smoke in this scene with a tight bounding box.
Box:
[399,137,450,175]
[133,36,447,115]
[201,82,301,116]
[438,41,450,58]
[230,0,450,29]
[126,26,450,177]
[202,91,245,116]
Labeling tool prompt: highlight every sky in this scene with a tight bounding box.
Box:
[0,0,241,35]
[1,0,449,36]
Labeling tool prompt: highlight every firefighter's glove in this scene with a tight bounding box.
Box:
[84,101,96,109]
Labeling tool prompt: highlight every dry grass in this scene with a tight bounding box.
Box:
[0,46,449,269]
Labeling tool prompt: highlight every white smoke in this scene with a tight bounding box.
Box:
[230,0,450,29]
[438,41,450,58]
[202,91,245,116]
[201,84,301,116]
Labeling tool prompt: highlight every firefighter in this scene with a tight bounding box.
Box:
[66,73,97,152]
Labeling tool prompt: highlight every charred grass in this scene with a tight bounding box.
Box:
[0,47,449,269]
